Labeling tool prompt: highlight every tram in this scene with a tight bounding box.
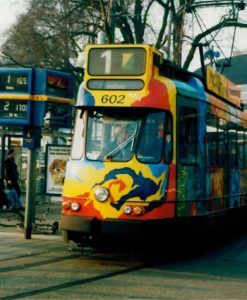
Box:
[61,44,247,244]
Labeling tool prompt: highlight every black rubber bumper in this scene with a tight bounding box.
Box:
[60,214,145,237]
[60,215,98,233]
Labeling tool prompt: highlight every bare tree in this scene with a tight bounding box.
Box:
[1,0,246,75]
[0,0,97,71]
[0,0,181,71]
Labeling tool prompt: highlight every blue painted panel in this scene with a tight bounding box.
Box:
[175,76,206,101]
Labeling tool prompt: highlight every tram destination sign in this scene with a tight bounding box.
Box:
[0,100,28,119]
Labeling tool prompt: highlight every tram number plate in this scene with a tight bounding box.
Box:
[101,95,125,104]
[0,100,28,119]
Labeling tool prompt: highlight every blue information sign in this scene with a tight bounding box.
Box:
[32,69,74,128]
[23,127,41,149]
[0,68,74,128]
[0,69,33,125]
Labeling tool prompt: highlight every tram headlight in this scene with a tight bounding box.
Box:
[94,187,109,202]
[71,202,81,211]
[124,206,132,215]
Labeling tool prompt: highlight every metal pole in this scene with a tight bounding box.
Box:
[198,44,207,86]
[167,10,173,60]
[1,134,6,179]
[109,0,116,42]
[97,31,107,44]
[24,148,36,239]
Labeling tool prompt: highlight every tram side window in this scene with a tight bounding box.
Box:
[179,106,197,165]
[206,114,218,167]
[137,111,166,163]
[71,110,86,159]
[86,111,104,160]
[237,127,244,169]
[164,114,173,163]
[245,132,247,167]
[228,123,237,168]
[218,118,227,168]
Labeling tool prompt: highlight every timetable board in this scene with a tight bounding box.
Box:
[0,69,32,125]
[0,68,73,127]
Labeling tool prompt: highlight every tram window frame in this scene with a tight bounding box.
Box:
[245,131,247,167]
[179,106,198,165]
[71,109,86,160]
[137,111,170,164]
[206,114,218,167]
[218,118,227,168]
[86,110,105,160]
[164,113,173,163]
[237,126,245,169]
[228,122,238,168]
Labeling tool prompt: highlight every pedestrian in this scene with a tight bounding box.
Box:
[0,178,23,210]
[4,149,23,207]
[0,178,9,209]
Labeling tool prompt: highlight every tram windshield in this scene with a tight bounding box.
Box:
[79,108,172,163]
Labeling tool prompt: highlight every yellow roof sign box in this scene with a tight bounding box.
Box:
[207,66,241,108]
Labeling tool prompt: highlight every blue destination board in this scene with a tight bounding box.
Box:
[32,69,74,127]
[0,73,29,92]
[0,68,74,127]
[0,100,29,119]
[0,69,33,125]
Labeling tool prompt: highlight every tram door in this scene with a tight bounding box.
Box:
[176,100,205,217]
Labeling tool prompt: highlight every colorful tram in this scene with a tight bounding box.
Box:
[61,44,247,244]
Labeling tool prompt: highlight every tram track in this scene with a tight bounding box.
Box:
[0,247,143,274]
[0,248,147,300]
[0,251,50,263]
[1,233,246,299]
[0,253,80,274]
[1,263,146,300]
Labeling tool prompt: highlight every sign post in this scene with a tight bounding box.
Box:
[23,128,41,239]
[0,68,74,239]
[24,148,36,239]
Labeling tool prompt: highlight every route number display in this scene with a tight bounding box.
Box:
[0,74,29,92]
[88,48,146,76]
[0,100,28,118]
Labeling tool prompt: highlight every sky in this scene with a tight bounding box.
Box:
[0,0,29,45]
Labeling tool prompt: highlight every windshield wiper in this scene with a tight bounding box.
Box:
[104,133,137,160]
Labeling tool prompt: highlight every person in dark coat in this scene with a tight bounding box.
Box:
[0,178,9,209]
[4,149,21,198]
[0,177,22,210]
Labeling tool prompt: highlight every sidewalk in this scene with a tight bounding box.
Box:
[1,193,63,237]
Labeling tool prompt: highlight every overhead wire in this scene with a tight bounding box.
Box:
[228,6,239,65]
[191,2,240,71]
[193,9,218,66]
